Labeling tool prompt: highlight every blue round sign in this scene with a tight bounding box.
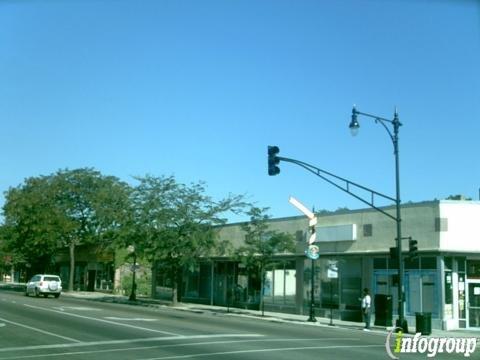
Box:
[305,245,319,260]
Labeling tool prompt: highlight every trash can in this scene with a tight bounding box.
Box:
[415,312,432,335]
[374,294,393,326]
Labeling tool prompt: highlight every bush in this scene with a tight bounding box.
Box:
[121,273,151,297]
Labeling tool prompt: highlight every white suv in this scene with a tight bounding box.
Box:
[25,274,62,298]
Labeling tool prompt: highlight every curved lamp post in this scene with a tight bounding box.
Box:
[349,105,407,332]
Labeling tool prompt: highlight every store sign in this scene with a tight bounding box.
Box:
[315,224,357,242]
[327,261,338,279]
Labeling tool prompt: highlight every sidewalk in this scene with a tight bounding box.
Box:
[60,290,480,339]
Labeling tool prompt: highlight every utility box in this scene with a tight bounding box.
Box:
[374,294,393,326]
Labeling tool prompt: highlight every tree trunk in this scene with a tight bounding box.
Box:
[68,241,75,291]
[171,264,180,306]
[172,276,178,306]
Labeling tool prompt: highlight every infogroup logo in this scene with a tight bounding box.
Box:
[385,328,478,359]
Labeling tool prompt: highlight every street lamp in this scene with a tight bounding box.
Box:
[349,105,407,332]
[127,245,137,301]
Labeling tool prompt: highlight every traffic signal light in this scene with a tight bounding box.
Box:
[268,146,280,176]
[408,239,418,259]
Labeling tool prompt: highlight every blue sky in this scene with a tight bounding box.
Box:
[0,0,479,223]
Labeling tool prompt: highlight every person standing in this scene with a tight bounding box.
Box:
[361,288,371,330]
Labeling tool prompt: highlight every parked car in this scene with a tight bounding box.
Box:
[25,274,62,298]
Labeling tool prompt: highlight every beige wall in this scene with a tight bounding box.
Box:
[216,201,480,256]
[216,216,308,251]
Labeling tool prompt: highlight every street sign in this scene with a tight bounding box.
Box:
[327,261,338,278]
[288,196,315,220]
[306,245,319,260]
[288,196,318,245]
[130,264,140,271]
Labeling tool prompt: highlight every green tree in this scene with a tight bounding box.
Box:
[2,168,131,288]
[446,194,472,201]
[129,175,244,305]
[50,168,131,291]
[2,175,60,275]
[236,206,296,315]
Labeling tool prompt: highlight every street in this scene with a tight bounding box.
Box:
[0,290,471,359]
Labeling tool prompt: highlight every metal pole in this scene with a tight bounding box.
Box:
[308,258,316,322]
[329,280,333,326]
[210,261,214,305]
[129,252,137,301]
[393,111,407,332]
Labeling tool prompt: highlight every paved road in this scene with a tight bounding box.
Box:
[0,291,475,359]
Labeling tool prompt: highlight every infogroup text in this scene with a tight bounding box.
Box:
[386,329,478,358]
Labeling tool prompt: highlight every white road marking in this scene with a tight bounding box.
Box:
[140,344,385,360]
[24,303,181,336]
[0,338,359,359]
[0,317,80,343]
[0,323,5,328]
[104,317,157,322]
[53,306,100,311]
[0,334,264,354]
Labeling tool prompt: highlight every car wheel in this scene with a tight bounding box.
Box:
[35,288,40,297]
[43,294,48,298]
[25,291,29,297]
[54,294,60,299]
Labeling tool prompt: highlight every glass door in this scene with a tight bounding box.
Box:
[467,281,480,328]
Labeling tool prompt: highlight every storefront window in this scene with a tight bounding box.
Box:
[264,260,296,306]
[317,258,361,316]
[458,273,466,323]
[444,271,453,306]
[373,262,399,315]
[457,258,466,326]
[467,260,480,279]
[198,263,211,298]
[444,257,454,319]
[374,258,387,269]
[444,257,453,271]
[420,257,437,270]
[422,274,436,314]
[405,257,419,269]
[184,265,200,298]
[405,256,438,317]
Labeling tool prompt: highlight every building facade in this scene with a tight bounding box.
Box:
[163,200,480,331]
[55,246,115,292]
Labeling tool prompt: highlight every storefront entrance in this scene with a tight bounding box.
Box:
[467,281,480,329]
[466,260,480,329]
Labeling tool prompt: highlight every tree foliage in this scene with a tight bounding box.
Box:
[445,194,472,201]
[50,168,131,290]
[2,175,60,274]
[1,168,130,286]
[2,169,245,298]
[127,175,245,304]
